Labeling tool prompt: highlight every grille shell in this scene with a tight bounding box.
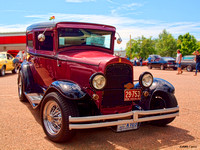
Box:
[101,63,133,107]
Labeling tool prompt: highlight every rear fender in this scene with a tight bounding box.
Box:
[20,61,43,93]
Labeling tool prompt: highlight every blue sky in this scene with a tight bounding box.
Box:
[0,0,200,50]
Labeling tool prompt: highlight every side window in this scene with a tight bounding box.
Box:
[35,31,53,51]
[7,54,13,60]
[27,32,33,48]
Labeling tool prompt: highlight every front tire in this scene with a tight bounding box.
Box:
[41,92,79,142]
[160,64,165,70]
[148,65,152,69]
[150,92,178,126]
[186,65,193,72]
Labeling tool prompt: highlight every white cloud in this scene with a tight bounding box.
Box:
[0,24,30,32]
[110,2,143,16]
[66,0,95,3]
[1,13,200,50]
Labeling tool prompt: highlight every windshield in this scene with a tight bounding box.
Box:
[58,28,112,49]
[0,54,6,59]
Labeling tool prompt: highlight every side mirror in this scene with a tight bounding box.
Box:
[38,33,45,42]
[116,32,122,44]
[117,37,122,44]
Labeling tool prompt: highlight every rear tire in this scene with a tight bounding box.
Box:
[41,92,79,142]
[0,66,5,76]
[18,71,27,102]
[150,92,178,126]
[12,66,18,74]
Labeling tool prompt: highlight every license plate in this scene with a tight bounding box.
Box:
[117,123,139,132]
[124,89,141,101]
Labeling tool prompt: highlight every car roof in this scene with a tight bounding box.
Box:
[27,22,116,32]
[183,55,195,57]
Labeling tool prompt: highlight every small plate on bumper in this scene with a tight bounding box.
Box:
[116,123,140,132]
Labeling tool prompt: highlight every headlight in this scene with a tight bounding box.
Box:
[90,73,106,90]
[139,72,153,88]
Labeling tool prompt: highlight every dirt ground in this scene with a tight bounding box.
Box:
[0,67,199,150]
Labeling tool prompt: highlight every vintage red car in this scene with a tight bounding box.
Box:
[18,22,179,142]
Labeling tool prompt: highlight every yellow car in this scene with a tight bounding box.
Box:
[0,52,18,76]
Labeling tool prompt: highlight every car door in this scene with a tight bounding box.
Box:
[151,58,160,68]
[6,54,14,71]
[33,31,57,88]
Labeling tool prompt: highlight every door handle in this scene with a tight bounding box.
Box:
[57,59,61,67]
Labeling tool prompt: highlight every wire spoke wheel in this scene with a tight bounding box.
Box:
[18,74,22,97]
[41,92,79,142]
[43,100,62,135]
[18,71,27,102]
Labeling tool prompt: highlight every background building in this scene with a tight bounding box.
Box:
[0,32,26,52]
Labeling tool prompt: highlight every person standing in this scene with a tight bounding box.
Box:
[176,49,182,75]
[139,57,143,66]
[134,57,137,66]
[147,56,151,63]
[192,50,200,76]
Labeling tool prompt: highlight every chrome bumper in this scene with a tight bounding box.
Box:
[69,106,179,130]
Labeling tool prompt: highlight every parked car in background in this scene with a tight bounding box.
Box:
[0,52,18,76]
[15,51,25,63]
[7,50,22,69]
[149,55,161,61]
[148,57,177,70]
[130,59,148,66]
[181,55,196,72]
[18,21,179,142]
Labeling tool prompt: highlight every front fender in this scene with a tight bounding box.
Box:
[135,78,175,94]
[134,78,175,109]
[47,80,87,100]
[150,78,175,94]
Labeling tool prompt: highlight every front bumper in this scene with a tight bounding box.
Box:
[69,106,179,130]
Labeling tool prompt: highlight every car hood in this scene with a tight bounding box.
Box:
[57,50,118,66]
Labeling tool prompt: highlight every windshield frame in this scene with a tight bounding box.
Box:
[57,28,114,51]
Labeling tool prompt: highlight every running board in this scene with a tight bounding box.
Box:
[25,93,43,109]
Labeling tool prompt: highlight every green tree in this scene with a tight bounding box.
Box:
[156,29,177,57]
[126,36,156,59]
[177,33,198,56]
[196,41,200,50]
